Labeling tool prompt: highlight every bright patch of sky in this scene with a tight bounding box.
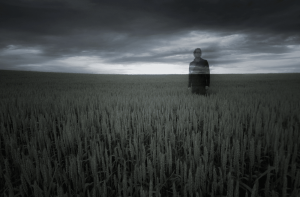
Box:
[1,45,42,55]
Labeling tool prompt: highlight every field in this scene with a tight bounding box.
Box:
[0,70,300,197]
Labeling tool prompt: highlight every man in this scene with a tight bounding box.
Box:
[188,48,210,95]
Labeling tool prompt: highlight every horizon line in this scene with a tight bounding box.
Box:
[1,69,299,75]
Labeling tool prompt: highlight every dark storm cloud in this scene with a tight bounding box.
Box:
[0,0,299,73]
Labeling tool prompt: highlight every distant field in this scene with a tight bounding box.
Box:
[0,70,299,197]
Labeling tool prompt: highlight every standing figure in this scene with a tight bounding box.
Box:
[188,48,210,95]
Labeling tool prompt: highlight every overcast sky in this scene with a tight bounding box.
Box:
[1,0,299,74]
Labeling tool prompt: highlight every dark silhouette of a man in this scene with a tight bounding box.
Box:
[188,48,210,95]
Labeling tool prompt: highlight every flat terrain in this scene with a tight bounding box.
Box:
[0,70,299,196]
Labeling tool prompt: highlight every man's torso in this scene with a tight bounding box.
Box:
[189,59,209,74]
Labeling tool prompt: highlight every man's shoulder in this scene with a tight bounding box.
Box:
[190,59,208,64]
[201,58,209,66]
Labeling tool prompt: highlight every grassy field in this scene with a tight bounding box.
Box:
[0,70,299,196]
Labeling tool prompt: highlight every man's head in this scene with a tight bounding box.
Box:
[193,48,202,58]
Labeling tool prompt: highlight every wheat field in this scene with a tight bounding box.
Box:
[0,70,299,197]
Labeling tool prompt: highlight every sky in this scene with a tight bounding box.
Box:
[0,0,300,74]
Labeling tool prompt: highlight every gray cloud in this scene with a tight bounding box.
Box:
[0,0,299,73]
